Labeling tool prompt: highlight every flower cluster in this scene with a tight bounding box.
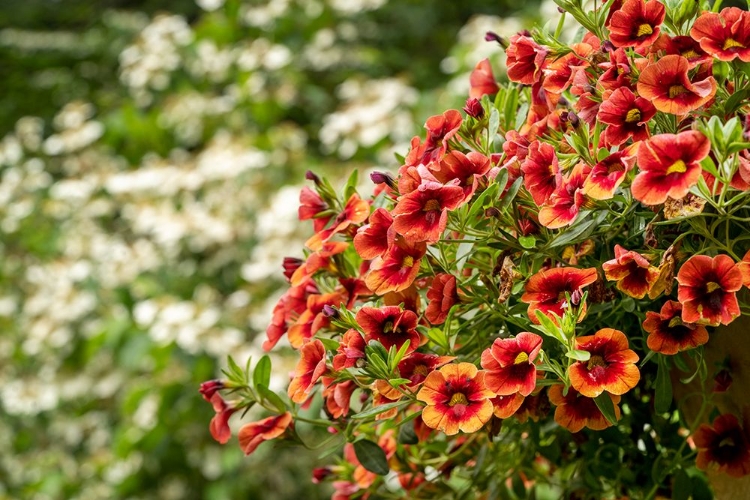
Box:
[203,1,750,497]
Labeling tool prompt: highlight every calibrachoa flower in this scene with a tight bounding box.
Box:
[481,332,542,396]
[521,140,561,206]
[425,273,459,324]
[643,300,709,355]
[636,55,717,115]
[597,87,657,147]
[607,0,665,49]
[355,305,420,352]
[364,237,426,295]
[332,329,366,370]
[690,7,750,62]
[238,412,293,456]
[548,385,621,432]
[469,58,499,98]
[416,363,495,436]
[693,413,750,478]
[676,254,743,326]
[505,33,548,85]
[288,339,328,403]
[490,393,525,419]
[582,147,637,200]
[568,328,640,398]
[521,266,598,323]
[208,393,237,444]
[602,244,660,299]
[392,182,465,243]
[538,162,590,229]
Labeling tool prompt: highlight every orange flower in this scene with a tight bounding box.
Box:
[290,241,350,287]
[469,58,499,98]
[568,328,640,398]
[651,34,711,68]
[434,150,492,201]
[521,140,562,206]
[480,332,543,397]
[392,182,465,243]
[355,305,420,353]
[416,363,495,435]
[677,254,742,326]
[298,186,330,233]
[542,43,594,94]
[506,33,548,85]
[353,207,394,260]
[208,393,237,444]
[608,0,665,49]
[691,7,750,62]
[287,290,346,348]
[602,244,660,299]
[693,413,750,478]
[538,162,590,229]
[238,412,293,455]
[305,193,370,250]
[490,393,526,418]
[520,266,598,324]
[636,55,716,115]
[364,237,426,295]
[597,87,656,147]
[582,146,637,200]
[322,380,356,419]
[548,385,621,432]
[332,329,366,371]
[643,300,709,355]
[425,273,459,325]
[287,339,328,403]
[737,249,750,287]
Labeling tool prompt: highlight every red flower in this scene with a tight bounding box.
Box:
[364,238,426,295]
[416,363,495,435]
[376,352,455,400]
[353,207,394,260]
[392,183,465,243]
[434,150,492,201]
[521,140,562,206]
[288,290,346,348]
[425,273,459,325]
[521,266,598,324]
[643,300,709,355]
[651,34,711,68]
[306,193,370,250]
[582,146,637,200]
[506,33,549,85]
[323,380,356,419]
[602,244,660,299]
[677,254,743,326]
[355,305,420,353]
[481,332,543,397]
[548,385,621,432]
[287,339,328,403]
[608,0,665,49]
[636,55,716,115]
[199,379,225,402]
[469,58,499,98]
[691,7,750,62]
[631,130,710,205]
[737,249,750,287]
[208,393,237,444]
[693,413,750,478]
[238,412,293,455]
[597,87,656,147]
[597,48,634,91]
[490,393,526,418]
[568,328,640,398]
[263,279,317,351]
[422,109,463,164]
[332,329,366,370]
[290,240,349,287]
[538,162,590,229]
[298,186,330,233]
[542,43,594,94]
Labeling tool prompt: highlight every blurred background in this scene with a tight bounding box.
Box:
[0,0,545,498]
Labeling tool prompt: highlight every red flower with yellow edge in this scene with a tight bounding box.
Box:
[677,254,743,326]
[506,33,549,85]
[643,300,709,355]
[237,412,293,456]
[332,329,366,371]
[737,249,750,287]
[490,393,525,419]
[469,58,499,98]
[597,87,656,147]
[425,273,459,325]
[691,7,750,63]
[538,162,590,229]
[636,55,717,115]
[287,339,328,403]
[521,266,598,324]
[481,332,543,397]
[631,130,710,205]
[693,413,750,478]
[355,305,420,353]
[392,182,465,243]
[353,207,394,261]
[582,146,637,200]
[568,328,640,398]
[651,34,711,68]
[521,140,562,206]
[416,363,495,436]
[548,385,621,432]
[542,42,594,94]
[608,0,665,49]
[375,352,455,400]
[364,237,426,295]
[305,193,370,251]
[602,244,660,299]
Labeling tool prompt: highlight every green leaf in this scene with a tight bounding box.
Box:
[488,107,500,144]
[343,169,359,200]
[317,337,340,351]
[497,177,524,213]
[672,469,691,500]
[534,310,566,345]
[257,384,287,413]
[353,439,390,475]
[724,89,750,116]
[466,183,499,221]
[253,355,272,392]
[351,400,406,420]
[398,422,418,445]
[227,355,247,384]
[566,349,591,361]
[655,357,673,414]
[594,393,619,426]
[518,235,536,249]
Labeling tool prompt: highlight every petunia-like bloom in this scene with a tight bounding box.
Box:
[582,146,637,200]
[490,393,526,419]
[651,34,711,68]
[643,300,709,355]
[238,412,293,456]
[375,352,455,400]
[637,55,717,115]
[598,87,657,147]
[416,363,495,435]
[538,162,590,229]
[305,193,370,251]
[481,332,543,397]
[425,273,459,325]
[208,393,237,444]
[602,244,660,299]
[332,329,366,371]
[676,254,743,326]
[434,150,492,201]
[597,48,633,91]
[353,207,394,260]
[298,186,331,233]
[568,328,640,398]
[287,290,346,348]
[506,33,549,85]
[287,339,328,403]
[364,237,426,295]
[737,249,750,287]
[520,266,598,324]
[263,278,317,351]
[693,413,750,478]
[691,7,750,62]
[542,42,594,95]
[290,241,350,287]
[392,182,465,243]
[323,379,357,419]
[631,130,710,205]
[469,58,500,98]
[548,385,621,432]
[355,305,420,353]
[521,140,562,206]
[421,109,463,164]
[608,0,665,49]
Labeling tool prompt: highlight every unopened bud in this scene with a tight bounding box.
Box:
[601,40,615,53]
[305,170,322,185]
[322,304,339,318]
[713,368,733,393]
[570,289,583,306]
[463,97,485,118]
[199,380,225,402]
[567,111,580,128]
[282,257,304,281]
[370,170,396,188]
[485,31,508,48]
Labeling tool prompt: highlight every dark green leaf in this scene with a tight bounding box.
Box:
[353,439,390,475]
[594,393,619,426]
[351,400,406,420]
[672,469,691,500]
[397,422,418,445]
[655,357,673,414]
[257,384,287,413]
[497,177,523,213]
[253,355,271,392]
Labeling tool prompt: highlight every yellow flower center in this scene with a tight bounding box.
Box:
[448,392,469,406]
[402,255,414,268]
[666,159,687,175]
[413,365,429,376]
[383,321,394,333]
[682,49,700,59]
[514,352,529,365]
[636,24,653,37]
[723,38,745,50]
[705,281,722,293]
[587,354,606,370]
[548,164,556,175]
[423,199,441,212]
[668,85,687,99]
[625,108,641,123]
[668,316,683,328]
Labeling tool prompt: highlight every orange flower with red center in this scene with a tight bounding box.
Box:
[364,237,426,295]
[542,43,594,94]
[469,58,499,98]
[355,305,420,353]
[376,352,455,400]
[548,385,621,432]
[322,379,356,419]
[506,33,549,85]
[608,0,665,49]
[636,55,717,115]
[582,146,637,200]
[631,130,710,205]
[434,150,492,200]
[538,162,590,229]
[602,244,660,299]
[306,193,370,250]
[237,412,293,455]
[392,183,465,243]
[691,7,750,62]
[425,273,459,325]
[521,140,562,206]
[643,300,709,355]
[676,254,743,326]
[416,363,495,435]
[568,328,640,398]
[353,207,394,260]
[693,413,750,478]
[332,329,366,371]
[490,393,526,419]
[287,339,328,403]
[597,87,656,147]
[520,266,598,324]
[652,34,711,68]
[480,332,543,397]
[288,290,346,347]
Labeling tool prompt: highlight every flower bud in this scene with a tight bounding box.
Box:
[322,304,339,318]
[463,97,484,118]
[484,31,508,48]
[370,170,396,188]
[282,257,304,281]
[199,380,225,401]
